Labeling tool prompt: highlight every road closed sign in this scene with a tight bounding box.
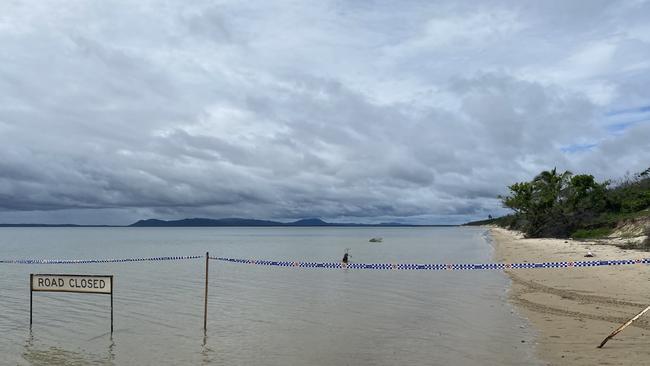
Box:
[31,274,112,294]
[30,274,114,332]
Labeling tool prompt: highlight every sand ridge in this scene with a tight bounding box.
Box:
[491,227,650,365]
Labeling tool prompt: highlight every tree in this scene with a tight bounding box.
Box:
[502,168,577,237]
[501,181,534,215]
[499,167,649,238]
[531,168,572,209]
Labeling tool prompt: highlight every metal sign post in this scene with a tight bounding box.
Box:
[30,274,114,332]
[111,277,114,333]
[29,274,33,327]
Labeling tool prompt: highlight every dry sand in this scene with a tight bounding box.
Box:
[491,227,650,366]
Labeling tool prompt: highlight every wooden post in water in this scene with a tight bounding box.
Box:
[598,305,650,348]
[204,251,209,333]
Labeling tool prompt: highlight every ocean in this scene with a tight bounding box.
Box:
[0,227,539,365]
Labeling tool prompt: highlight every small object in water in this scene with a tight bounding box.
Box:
[584,251,594,257]
[369,237,383,243]
[342,248,350,264]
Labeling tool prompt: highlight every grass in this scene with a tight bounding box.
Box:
[592,209,649,226]
[571,227,613,239]
[465,209,649,242]
[569,210,649,239]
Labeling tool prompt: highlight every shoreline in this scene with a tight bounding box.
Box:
[491,227,650,365]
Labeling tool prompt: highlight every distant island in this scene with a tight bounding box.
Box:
[129,218,454,227]
[0,218,456,228]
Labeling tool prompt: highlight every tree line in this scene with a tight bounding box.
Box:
[499,167,650,238]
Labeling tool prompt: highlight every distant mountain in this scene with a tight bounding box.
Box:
[290,218,331,226]
[128,217,329,227]
[129,218,281,227]
[128,217,455,227]
[0,218,457,227]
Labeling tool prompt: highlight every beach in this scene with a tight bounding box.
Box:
[491,227,650,365]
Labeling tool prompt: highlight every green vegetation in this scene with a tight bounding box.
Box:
[571,227,613,239]
[484,167,650,238]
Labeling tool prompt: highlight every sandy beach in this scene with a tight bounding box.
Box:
[491,227,650,365]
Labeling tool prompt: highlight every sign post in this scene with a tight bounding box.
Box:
[30,274,114,332]
[29,274,33,327]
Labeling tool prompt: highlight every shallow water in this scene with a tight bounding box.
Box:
[0,227,539,365]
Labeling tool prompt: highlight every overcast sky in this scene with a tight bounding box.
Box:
[1,0,649,225]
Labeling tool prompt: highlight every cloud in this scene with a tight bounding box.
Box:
[0,0,649,224]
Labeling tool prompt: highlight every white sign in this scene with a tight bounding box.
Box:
[31,274,112,294]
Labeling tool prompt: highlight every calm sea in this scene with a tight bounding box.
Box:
[0,227,539,365]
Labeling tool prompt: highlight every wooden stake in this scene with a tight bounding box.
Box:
[598,305,650,348]
[204,251,209,333]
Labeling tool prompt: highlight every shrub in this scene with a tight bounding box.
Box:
[500,167,649,238]
[571,227,613,239]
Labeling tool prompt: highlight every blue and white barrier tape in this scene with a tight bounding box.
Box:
[0,255,202,264]
[211,256,650,271]
[3,255,648,270]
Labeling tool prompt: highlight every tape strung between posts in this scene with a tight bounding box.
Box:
[210,256,650,271]
[2,255,648,270]
[0,255,202,264]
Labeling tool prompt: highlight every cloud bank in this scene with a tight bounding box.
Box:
[1,0,649,224]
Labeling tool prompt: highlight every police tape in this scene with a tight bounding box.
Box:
[0,255,202,264]
[3,255,649,270]
[210,256,650,270]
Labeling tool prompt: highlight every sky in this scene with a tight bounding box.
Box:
[1,0,649,225]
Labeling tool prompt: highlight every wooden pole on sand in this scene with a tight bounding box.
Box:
[598,305,650,348]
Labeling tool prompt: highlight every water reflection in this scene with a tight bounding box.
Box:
[201,334,214,365]
[23,332,115,366]
[2,227,540,365]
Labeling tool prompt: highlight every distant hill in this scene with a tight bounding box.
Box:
[128,217,329,227]
[0,218,457,227]
[290,218,331,226]
[129,218,282,227]
[128,217,453,227]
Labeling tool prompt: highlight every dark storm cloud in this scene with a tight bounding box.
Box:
[0,0,649,224]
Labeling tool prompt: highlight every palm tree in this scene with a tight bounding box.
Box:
[532,168,572,207]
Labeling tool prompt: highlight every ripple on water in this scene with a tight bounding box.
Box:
[0,227,540,365]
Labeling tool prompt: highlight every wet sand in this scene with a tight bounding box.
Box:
[491,227,650,365]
